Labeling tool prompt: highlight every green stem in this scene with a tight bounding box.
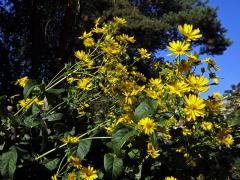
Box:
[47,101,65,115]
[35,143,68,161]
[83,136,112,140]
[56,154,67,175]
[34,120,111,160]
[48,66,66,86]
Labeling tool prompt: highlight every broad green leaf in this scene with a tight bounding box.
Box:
[134,99,158,121]
[23,80,38,98]
[104,153,123,179]
[43,113,63,121]
[77,139,92,160]
[128,149,140,159]
[46,88,65,95]
[44,158,60,171]
[112,126,137,150]
[24,115,40,128]
[150,132,157,147]
[0,146,17,178]
[32,103,41,114]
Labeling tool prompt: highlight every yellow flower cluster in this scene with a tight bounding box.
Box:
[147,142,160,159]
[165,176,177,180]
[61,135,79,144]
[53,156,98,180]
[15,76,29,87]
[18,97,43,110]
[46,17,234,178]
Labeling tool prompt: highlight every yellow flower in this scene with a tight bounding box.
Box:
[101,37,121,55]
[75,50,89,60]
[67,77,79,84]
[202,57,220,71]
[113,17,127,25]
[69,156,82,169]
[182,127,192,136]
[205,99,223,113]
[162,131,172,140]
[222,135,234,148]
[15,76,29,87]
[187,75,209,93]
[147,142,160,159]
[115,63,127,73]
[213,77,219,84]
[138,117,157,135]
[145,88,161,100]
[217,129,234,148]
[117,34,135,43]
[122,92,136,105]
[167,40,190,57]
[164,176,177,180]
[51,175,58,180]
[80,165,98,180]
[149,78,163,91]
[83,38,95,47]
[176,146,184,153]
[184,153,190,158]
[105,122,117,134]
[138,48,151,59]
[79,31,93,39]
[61,135,79,144]
[131,71,147,81]
[77,78,92,91]
[184,94,205,121]
[117,113,133,125]
[94,17,101,28]
[187,52,199,62]
[74,50,92,67]
[201,121,213,131]
[167,81,190,97]
[68,172,77,180]
[34,97,44,106]
[178,24,202,41]
[212,92,222,99]
[18,97,43,110]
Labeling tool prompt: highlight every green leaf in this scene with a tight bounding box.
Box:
[104,153,123,179]
[23,80,38,98]
[134,99,158,121]
[24,115,40,128]
[43,113,63,121]
[77,139,92,160]
[128,149,140,159]
[44,158,60,171]
[32,103,41,114]
[112,126,137,150]
[0,146,17,178]
[46,88,65,95]
[230,109,240,126]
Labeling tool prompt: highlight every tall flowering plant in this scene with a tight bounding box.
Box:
[0,17,237,179]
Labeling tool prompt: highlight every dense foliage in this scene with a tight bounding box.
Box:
[0,17,239,180]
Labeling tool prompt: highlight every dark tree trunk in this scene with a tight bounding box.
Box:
[56,0,74,67]
[30,0,44,79]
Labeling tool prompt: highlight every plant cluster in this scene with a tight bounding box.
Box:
[0,17,238,180]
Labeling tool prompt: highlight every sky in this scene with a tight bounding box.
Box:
[206,0,240,96]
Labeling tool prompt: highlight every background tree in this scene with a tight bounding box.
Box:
[0,0,231,94]
[222,83,240,179]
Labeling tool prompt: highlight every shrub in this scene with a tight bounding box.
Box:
[0,17,237,180]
